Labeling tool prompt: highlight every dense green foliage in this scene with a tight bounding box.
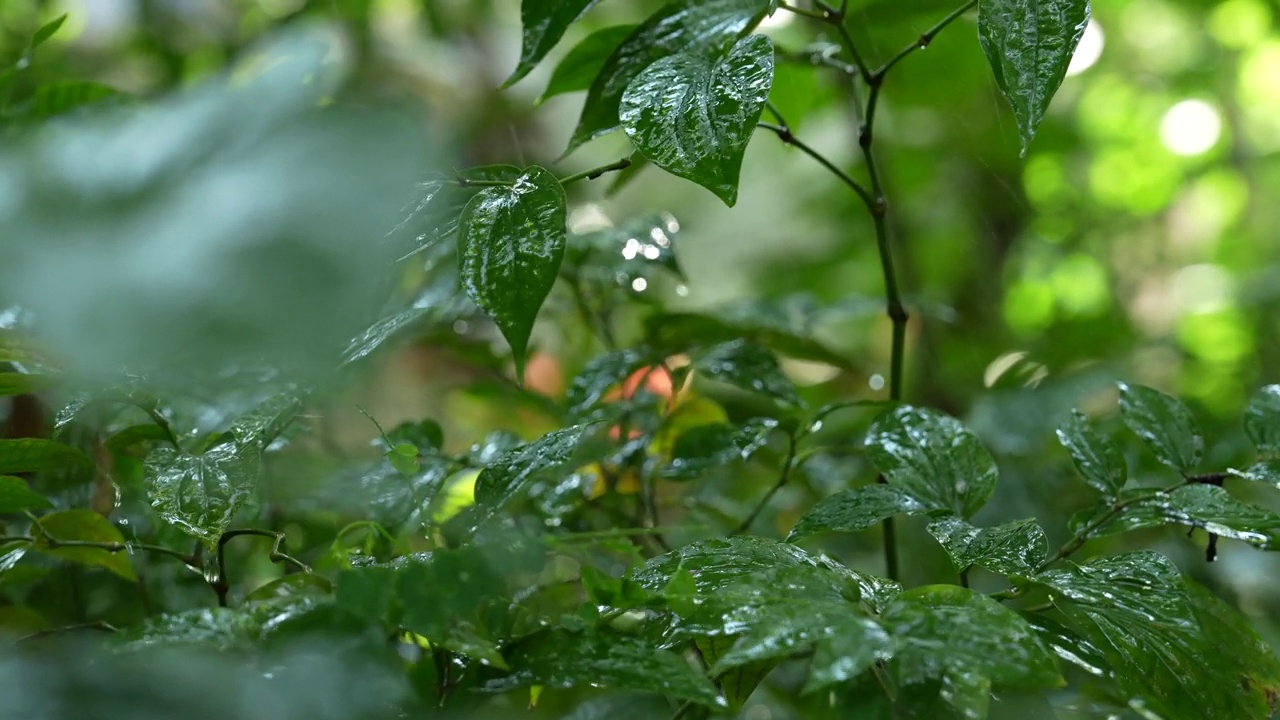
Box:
[2,1,1279,719]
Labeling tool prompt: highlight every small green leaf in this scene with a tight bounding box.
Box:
[865,405,999,518]
[694,340,801,406]
[0,373,50,397]
[697,634,776,710]
[470,423,607,530]
[387,443,420,476]
[0,475,52,513]
[458,166,567,382]
[539,25,636,103]
[567,0,772,153]
[620,33,773,205]
[1118,382,1203,473]
[1231,459,1280,488]
[662,418,777,480]
[30,14,68,49]
[0,438,93,475]
[28,81,128,120]
[565,349,650,418]
[978,0,1090,155]
[926,517,1048,576]
[1069,483,1280,549]
[33,509,136,581]
[1244,384,1280,456]
[787,484,927,542]
[505,0,602,87]
[145,443,259,545]
[1056,409,1126,497]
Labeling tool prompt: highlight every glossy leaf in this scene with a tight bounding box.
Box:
[694,339,800,406]
[0,475,52,513]
[389,165,525,261]
[1056,409,1126,497]
[1118,382,1203,473]
[865,405,999,518]
[661,418,777,480]
[1021,612,1111,678]
[620,33,773,205]
[540,25,635,103]
[0,438,93,474]
[1244,384,1280,456]
[696,634,776,710]
[926,517,1048,576]
[644,311,853,371]
[567,0,772,153]
[505,0,601,87]
[786,484,927,542]
[880,586,1062,718]
[33,509,136,581]
[1069,483,1280,548]
[470,423,606,529]
[565,349,650,418]
[1231,459,1280,489]
[458,165,567,381]
[146,443,259,545]
[978,0,1090,155]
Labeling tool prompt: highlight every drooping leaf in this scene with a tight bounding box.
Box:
[458,166,567,381]
[1056,409,1127,498]
[565,349,651,418]
[1244,384,1280,456]
[693,339,801,406]
[880,585,1062,719]
[1021,612,1111,678]
[661,418,777,480]
[539,25,636,103]
[1067,483,1280,549]
[145,443,259,546]
[1117,382,1203,473]
[978,0,1090,155]
[620,33,773,205]
[926,517,1048,576]
[865,405,999,518]
[0,438,93,475]
[786,484,927,542]
[32,509,136,581]
[0,475,52,513]
[567,0,772,153]
[505,0,602,87]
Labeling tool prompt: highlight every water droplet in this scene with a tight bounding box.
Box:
[869,374,885,391]
[631,277,648,292]
[675,284,689,297]
[453,319,469,334]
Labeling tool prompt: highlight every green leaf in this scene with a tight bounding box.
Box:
[694,339,801,406]
[1021,612,1111,678]
[386,419,445,452]
[786,484,927,542]
[880,586,1062,719]
[1117,382,1203,473]
[865,406,999,518]
[0,439,93,474]
[565,348,650,418]
[0,475,52,513]
[505,0,602,87]
[114,598,320,652]
[470,423,607,529]
[697,635,776,710]
[0,373,50,397]
[926,517,1048,576]
[28,81,128,120]
[229,393,301,451]
[567,0,772,153]
[396,549,510,667]
[644,311,852,371]
[387,444,420,476]
[1244,384,1280,456]
[662,418,777,480]
[1069,483,1280,548]
[1036,552,1280,719]
[539,25,636,103]
[389,165,525,261]
[1056,409,1126,497]
[243,573,333,603]
[145,443,259,545]
[33,509,136,581]
[1231,459,1280,489]
[620,33,773,205]
[104,424,173,454]
[458,165,567,381]
[494,628,725,706]
[978,0,1090,155]
[30,14,68,49]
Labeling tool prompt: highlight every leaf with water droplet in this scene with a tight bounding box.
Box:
[927,517,1048,576]
[565,349,652,419]
[692,339,801,406]
[1068,483,1280,549]
[1244,384,1280,457]
[505,0,603,88]
[787,484,927,542]
[661,418,777,480]
[146,443,258,547]
[1118,382,1203,473]
[1057,409,1127,498]
[32,509,136,581]
[865,405,999,518]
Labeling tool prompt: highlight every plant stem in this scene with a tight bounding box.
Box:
[758,122,874,208]
[15,620,119,644]
[776,1,830,22]
[875,1,979,78]
[3,534,197,568]
[560,156,633,185]
[733,432,798,535]
[213,528,311,606]
[1036,479,1192,572]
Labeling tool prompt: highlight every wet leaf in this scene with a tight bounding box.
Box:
[114,598,319,652]
[661,418,777,480]
[786,484,927,542]
[458,165,566,382]
[567,0,772,153]
[978,0,1090,155]
[396,549,509,667]
[620,33,773,206]
[0,438,93,475]
[146,443,259,546]
[694,340,801,406]
[1068,483,1280,549]
[104,423,174,454]
[644,310,852,371]
[926,517,1048,576]
[565,349,650,418]
[1056,409,1127,498]
[1118,382,1203,473]
[1244,384,1280,456]
[865,405,999,518]
[244,573,334,603]
[388,165,525,262]
[470,423,607,529]
[32,509,136,581]
[1231,459,1280,489]
[696,634,776,709]
[880,585,1062,719]
[505,0,602,87]
[1021,612,1111,678]
[540,25,636,103]
[0,475,52,513]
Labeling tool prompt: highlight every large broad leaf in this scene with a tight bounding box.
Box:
[0,438,93,474]
[145,443,259,546]
[880,586,1062,719]
[1021,612,1111,678]
[926,517,1047,576]
[539,25,636,103]
[32,509,136,581]
[1036,552,1280,719]
[0,475,52,513]
[978,0,1090,155]
[787,484,927,542]
[566,0,772,153]
[1056,409,1126,498]
[458,166,566,382]
[620,33,773,206]
[492,628,724,707]
[1067,483,1280,549]
[1117,382,1203,473]
[693,339,801,406]
[505,0,602,87]
[1244,384,1280,456]
[865,406,999,518]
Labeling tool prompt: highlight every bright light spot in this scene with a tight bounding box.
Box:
[757,9,794,30]
[649,226,670,247]
[621,238,641,260]
[643,245,660,260]
[984,351,1028,388]
[452,320,469,334]
[781,358,840,386]
[1160,100,1222,156]
[675,284,690,297]
[1067,20,1105,76]
[869,374,885,391]
[1172,263,1233,314]
[630,277,648,292]
[568,203,612,234]
[663,214,680,233]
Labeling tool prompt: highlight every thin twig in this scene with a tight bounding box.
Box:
[15,620,119,644]
[875,1,979,78]
[213,529,312,607]
[561,156,633,185]
[757,122,874,208]
[733,432,798,535]
[1036,479,1193,572]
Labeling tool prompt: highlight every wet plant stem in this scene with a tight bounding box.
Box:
[0,534,197,567]
[1037,478,1193,572]
[561,156,633,185]
[213,528,311,607]
[733,432,798,535]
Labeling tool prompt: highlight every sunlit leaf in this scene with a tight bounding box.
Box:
[1056,409,1126,497]
[540,25,636,103]
[926,517,1048,576]
[32,509,136,581]
[787,484,927,542]
[505,0,602,87]
[1118,382,1203,473]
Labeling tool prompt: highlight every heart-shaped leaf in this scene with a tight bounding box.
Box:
[620,33,774,206]
[458,166,567,381]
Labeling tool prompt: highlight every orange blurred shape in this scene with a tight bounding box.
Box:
[522,351,565,397]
